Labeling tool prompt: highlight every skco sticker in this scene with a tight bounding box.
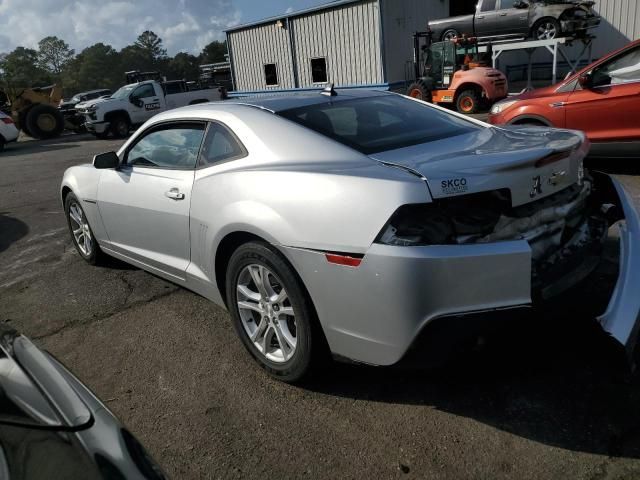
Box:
[440,178,468,195]
[145,102,161,111]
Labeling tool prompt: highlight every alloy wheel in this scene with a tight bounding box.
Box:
[236,264,297,363]
[537,22,557,40]
[68,202,92,256]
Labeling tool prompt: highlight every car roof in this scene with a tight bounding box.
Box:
[225,88,393,113]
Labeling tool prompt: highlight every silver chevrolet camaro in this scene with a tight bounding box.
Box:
[60,89,640,382]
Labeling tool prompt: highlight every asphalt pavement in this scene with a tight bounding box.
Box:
[2,135,640,479]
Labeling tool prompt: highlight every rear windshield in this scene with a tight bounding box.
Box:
[277,95,479,154]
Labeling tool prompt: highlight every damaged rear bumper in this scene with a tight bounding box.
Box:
[281,174,640,367]
[597,175,640,359]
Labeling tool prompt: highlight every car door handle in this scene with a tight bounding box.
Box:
[500,12,508,16]
[165,188,185,200]
[477,15,485,19]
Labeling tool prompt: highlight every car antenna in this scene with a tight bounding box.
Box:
[321,83,337,97]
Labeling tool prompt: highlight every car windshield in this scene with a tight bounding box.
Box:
[277,95,480,154]
[111,85,135,99]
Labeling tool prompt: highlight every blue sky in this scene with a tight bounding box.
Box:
[0,0,331,55]
[236,0,325,25]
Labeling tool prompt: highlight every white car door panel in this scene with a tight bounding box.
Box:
[97,122,206,279]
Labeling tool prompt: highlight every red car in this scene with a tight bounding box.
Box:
[488,39,640,159]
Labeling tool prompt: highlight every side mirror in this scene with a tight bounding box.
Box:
[578,74,592,89]
[93,151,119,169]
[129,96,143,108]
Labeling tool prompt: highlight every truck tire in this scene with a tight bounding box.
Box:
[442,29,460,41]
[18,108,33,138]
[532,18,561,40]
[25,104,65,139]
[109,115,130,139]
[406,81,432,102]
[456,89,481,114]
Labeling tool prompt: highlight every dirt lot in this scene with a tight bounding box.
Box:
[2,135,640,479]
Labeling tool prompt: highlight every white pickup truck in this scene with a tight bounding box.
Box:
[77,79,225,138]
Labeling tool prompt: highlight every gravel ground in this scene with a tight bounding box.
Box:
[1,135,640,479]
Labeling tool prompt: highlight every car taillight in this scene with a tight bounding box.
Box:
[325,253,363,267]
[376,190,510,246]
[1,117,14,125]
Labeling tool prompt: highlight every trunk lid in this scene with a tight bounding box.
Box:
[370,126,588,207]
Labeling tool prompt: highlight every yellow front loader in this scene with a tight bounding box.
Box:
[2,85,66,139]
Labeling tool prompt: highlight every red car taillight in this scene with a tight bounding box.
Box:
[325,253,362,267]
[1,117,14,125]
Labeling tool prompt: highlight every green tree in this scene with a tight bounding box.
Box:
[200,40,227,64]
[61,43,121,93]
[167,52,200,80]
[37,36,75,75]
[134,31,167,62]
[119,44,155,75]
[0,47,51,89]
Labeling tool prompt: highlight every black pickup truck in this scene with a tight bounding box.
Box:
[429,0,600,42]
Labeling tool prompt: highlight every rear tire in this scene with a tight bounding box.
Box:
[406,81,432,102]
[0,136,5,152]
[456,89,481,114]
[109,115,130,139]
[442,29,460,41]
[226,241,325,382]
[25,104,64,139]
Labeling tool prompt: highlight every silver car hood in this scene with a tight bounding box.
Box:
[370,126,588,207]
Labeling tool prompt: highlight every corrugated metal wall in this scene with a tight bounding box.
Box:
[592,0,639,57]
[227,22,296,92]
[291,0,383,88]
[380,0,449,86]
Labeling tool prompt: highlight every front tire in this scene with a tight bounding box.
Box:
[226,242,322,382]
[456,89,481,114]
[532,18,561,40]
[64,192,104,265]
[110,115,130,139]
[406,80,432,101]
[25,104,65,139]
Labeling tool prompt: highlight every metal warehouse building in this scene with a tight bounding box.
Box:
[225,0,639,94]
[226,0,449,93]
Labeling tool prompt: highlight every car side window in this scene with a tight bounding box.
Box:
[126,123,205,169]
[199,122,247,167]
[481,0,497,12]
[592,46,640,87]
[131,84,156,100]
[499,0,520,9]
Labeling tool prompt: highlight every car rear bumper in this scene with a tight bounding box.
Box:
[561,16,601,33]
[1,126,20,143]
[282,174,640,366]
